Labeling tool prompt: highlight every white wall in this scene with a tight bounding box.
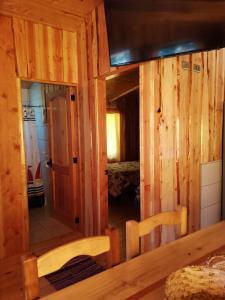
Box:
[29,83,51,207]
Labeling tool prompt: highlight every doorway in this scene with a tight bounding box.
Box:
[21,81,80,246]
[105,68,140,260]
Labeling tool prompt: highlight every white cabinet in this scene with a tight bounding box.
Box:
[200,160,222,228]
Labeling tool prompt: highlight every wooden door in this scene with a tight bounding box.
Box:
[47,86,79,229]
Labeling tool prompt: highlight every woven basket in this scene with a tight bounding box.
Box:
[165,265,225,300]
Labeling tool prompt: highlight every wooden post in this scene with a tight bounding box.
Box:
[126,220,139,260]
[105,227,120,267]
[22,254,40,300]
[180,206,188,236]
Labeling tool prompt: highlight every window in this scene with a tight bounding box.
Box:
[106,112,120,161]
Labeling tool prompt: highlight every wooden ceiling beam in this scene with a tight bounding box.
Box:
[108,85,139,103]
[0,0,103,31]
[31,0,103,17]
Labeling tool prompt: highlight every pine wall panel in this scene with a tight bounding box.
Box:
[140,49,225,249]
[0,15,28,258]
[0,11,94,257]
[13,18,78,84]
[87,2,225,241]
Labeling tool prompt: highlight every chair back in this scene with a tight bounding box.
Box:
[126,206,187,260]
[22,228,120,300]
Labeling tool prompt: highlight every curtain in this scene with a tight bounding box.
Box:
[23,107,45,207]
[106,112,120,161]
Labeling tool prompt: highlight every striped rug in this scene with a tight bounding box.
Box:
[45,255,105,290]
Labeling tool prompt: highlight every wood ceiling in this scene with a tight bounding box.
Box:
[0,0,102,30]
[106,68,139,103]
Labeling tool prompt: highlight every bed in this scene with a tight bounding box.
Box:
[107,161,140,198]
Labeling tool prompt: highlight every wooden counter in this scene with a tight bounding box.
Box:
[41,221,225,300]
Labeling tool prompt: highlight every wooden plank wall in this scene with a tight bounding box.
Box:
[76,22,94,236]
[0,15,28,258]
[0,12,95,257]
[140,49,225,249]
[0,0,102,31]
[0,0,83,32]
[88,2,139,78]
[87,3,225,241]
[13,18,78,83]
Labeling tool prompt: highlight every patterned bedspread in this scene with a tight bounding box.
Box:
[107,161,140,198]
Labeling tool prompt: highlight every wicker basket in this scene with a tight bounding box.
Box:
[165,265,225,300]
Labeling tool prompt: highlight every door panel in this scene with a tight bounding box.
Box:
[47,87,78,228]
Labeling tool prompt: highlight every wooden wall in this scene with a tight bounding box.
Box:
[13,18,78,83]
[87,2,225,244]
[0,15,28,258]
[0,12,94,257]
[140,50,225,249]
[0,0,101,31]
[0,0,225,257]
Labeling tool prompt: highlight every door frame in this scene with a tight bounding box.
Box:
[19,79,83,247]
[93,65,143,233]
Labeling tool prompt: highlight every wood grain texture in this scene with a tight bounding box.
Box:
[47,89,79,229]
[94,79,108,233]
[41,222,225,300]
[13,18,78,84]
[22,254,40,300]
[0,15,28,258]
[37,236,110,277]
[76,21,95,235]
[188,53,202,232]
[0,0,102,26]
[126,207,187,260]
[139,49,225,249]
[0,0,83,31]
[87,2,140,78]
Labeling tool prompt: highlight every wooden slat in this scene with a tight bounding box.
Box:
[37,236,110,277]
[214,49,225,161]
[22,254,40,300]
[34,23,42,79]
[0,0,83,32]
[201,52,210,163]
[160,57,178,243]
[25,20,36,78]
[12,18,28,77]
[208,51,217,161]
[50,27,63,82]
[139,207,187,237]
[76,21,94,235]
[140,61,161,251]
[32,0,102,16]
[94,79,108,233]
[88,3,140,78]
[188,53,203,232]
[62,31,78,83]
[13,18,79,84]
[178,55,190,210]
[126,207,187,260]
[0,15,28,258]
[96,2,112,76]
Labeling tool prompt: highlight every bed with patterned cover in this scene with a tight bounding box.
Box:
[107,161,140,198]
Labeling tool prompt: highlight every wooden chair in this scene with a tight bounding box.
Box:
[126,206,187,260]
[22,228,120,300]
